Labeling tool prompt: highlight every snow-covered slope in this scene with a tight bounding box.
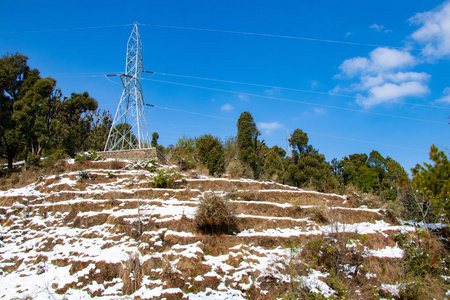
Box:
[0,160,419,299]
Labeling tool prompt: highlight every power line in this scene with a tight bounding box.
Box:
[1,22,415,51]
[148,120,427,152]
[154,72,450,110]
[299,130,428,153]
[143,78,448,125]
[139,23,417,50]
[0,24,132,34]
[154,105,236,121]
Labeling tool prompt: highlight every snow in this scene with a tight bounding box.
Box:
[365,245,405,258]
[0,161,426,299]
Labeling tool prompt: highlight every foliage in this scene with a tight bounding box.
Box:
[170,135,196,164]
[74,151,99,163]
[194,193,239,235]
[151,132,159,148]
[288,129,308,155]
[153,171,174,188]
[411,144,450,223]
[334,150,408,198]
[236,111,264,178]
[78,170,91,181]
[283,130,336,192]
[195,134,225,176]
[0,53,106,170]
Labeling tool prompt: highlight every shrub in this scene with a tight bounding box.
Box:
[195,134,225,176]
[74,151,100,163]
[226,160,253,179]
[153,171,173,188]
[108,160,125,170]
[195,193,239,235]
[78,171,91,181]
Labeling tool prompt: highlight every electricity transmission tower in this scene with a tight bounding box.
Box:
[105,23,151,151]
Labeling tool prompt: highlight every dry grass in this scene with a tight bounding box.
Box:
[119,253,145,295]
[194,193,239,235]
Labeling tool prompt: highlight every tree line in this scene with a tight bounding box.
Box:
[163,111,449,225]
[2,52,449,225]
[0,53,112,169]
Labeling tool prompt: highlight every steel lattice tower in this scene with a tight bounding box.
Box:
[105,24,150,151]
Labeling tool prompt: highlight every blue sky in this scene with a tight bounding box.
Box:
[1,0,449,172]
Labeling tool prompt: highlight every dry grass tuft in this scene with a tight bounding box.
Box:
[120,253,144,295]
[195,193,239,235]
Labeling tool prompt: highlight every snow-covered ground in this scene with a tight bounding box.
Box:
[0,159,435,299]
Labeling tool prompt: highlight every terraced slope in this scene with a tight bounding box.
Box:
[0,160,416,299]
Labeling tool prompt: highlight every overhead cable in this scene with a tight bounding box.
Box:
[155,72,450,110]
[142,78,448,125]
[140,23,416,50]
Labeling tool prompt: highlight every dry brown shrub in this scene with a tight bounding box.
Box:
[120,253,144,295]
[108,160,126,170]
[226,160,253,179]
[195,193,239,235]
[311,205,329,224]
[364,256,403,282]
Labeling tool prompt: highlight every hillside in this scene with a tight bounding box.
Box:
[0,159,447,299]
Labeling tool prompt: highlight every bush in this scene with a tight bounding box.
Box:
[195,193,239,235]
[78,171,91,181]
[74,150,100,163]
[195,134,225,176]
[153,171,173,188]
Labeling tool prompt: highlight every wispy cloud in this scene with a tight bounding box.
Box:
[436,87,450,104]
[220,103,234,111]
[310,80,320,89]
[238,93,249,101]
[264,87,281,96]
[344,32,354,37]
[370,24,392,33]
[257,122,283,134]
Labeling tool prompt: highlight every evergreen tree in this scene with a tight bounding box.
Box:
[87,110,112,151]
[59,92,98,156]
[284,129,335,192]
[289,129,308,155]
[13,76,61,163]
[151,132,159,148]
[412,145,450,221]
[236,111,263,178]
[195,134,225,176]
[0,53,35,169]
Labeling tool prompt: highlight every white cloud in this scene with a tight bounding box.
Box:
[336,46,429,107]
[344,32,354,37]
[257,122,283,134]
[409,1,450,59]
[339,48,417,78]
[369,48,416,71]
[339,56,371,77]
[357,81,429,106]
[220,103,234,111]
[436,87,450,104]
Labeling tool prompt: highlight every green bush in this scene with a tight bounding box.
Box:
[153,171,173,188]
[195,193,239,235]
